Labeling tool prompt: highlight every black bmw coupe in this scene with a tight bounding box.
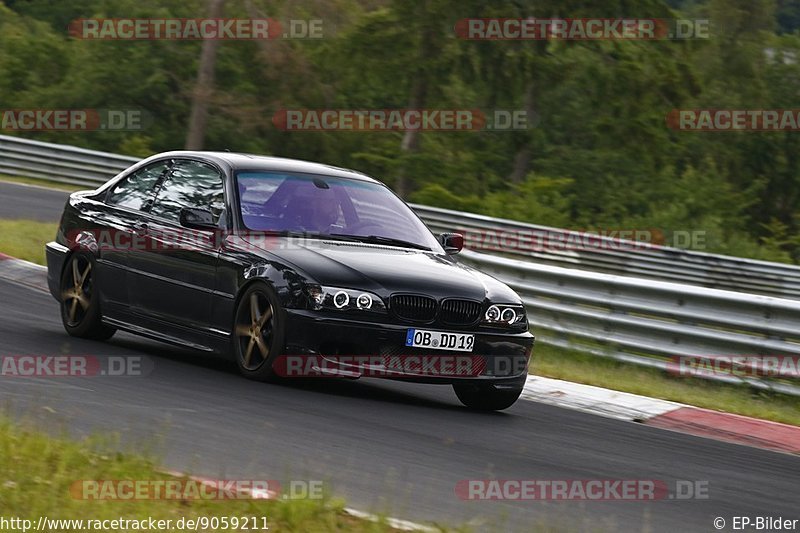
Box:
[45,152,534,410]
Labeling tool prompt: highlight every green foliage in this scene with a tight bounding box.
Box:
[412,175,573,228]
[1,0,799,263]
[0,416,430,531]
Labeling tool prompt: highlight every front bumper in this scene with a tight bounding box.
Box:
[45,241,70,302]
[282,309,534,385]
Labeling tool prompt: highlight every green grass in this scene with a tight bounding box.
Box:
[1,217,799,427]
[532,343,800,426]
[0,219,57,265]
[0,175,84,193]
[0,416,438,532]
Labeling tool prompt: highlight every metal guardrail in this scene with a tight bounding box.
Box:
[415,205,800,300]
[1,134,798,395]
[0,135,138,186]
[460,250,800,396]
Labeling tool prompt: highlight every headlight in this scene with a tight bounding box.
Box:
[333,291,349,309]
[484,304,526,326]
[306,285,386,313]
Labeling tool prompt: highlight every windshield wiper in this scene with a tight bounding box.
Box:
[330,233,430,251]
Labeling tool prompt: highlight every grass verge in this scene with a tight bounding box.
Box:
[0,416,431,532]
[0,219,57,265]
[1,217,799,427]
[533,343,800,426]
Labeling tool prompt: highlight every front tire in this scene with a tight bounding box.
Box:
[232,283,284,381]
[453,382,523,411]
[59,252,116,340]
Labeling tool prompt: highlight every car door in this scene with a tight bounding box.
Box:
[127,159,226,345]
[97,160,171,319]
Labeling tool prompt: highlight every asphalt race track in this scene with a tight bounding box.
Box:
[0,181,71,221]
[1,181,799,532]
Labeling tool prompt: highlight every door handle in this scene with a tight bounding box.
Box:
[132,222,148,234]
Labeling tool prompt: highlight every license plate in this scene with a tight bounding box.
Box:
[405,329,475,352]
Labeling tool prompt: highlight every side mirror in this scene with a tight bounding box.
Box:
[179,207,217,230]
[439,232,464,255]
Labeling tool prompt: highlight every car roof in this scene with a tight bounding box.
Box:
[152,151,379,184]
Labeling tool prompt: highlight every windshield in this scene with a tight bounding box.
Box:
[235,171,442,252]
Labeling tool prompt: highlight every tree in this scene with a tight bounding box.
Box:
[185,0,225,150]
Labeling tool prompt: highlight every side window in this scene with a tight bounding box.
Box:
[150,160,225,224]
[106,161,169,211]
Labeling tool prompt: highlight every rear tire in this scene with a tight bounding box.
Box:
[232,283,284,381]
[59,252,116,340]
[453,382,523,411]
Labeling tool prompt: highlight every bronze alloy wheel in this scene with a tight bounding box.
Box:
[62,254,93,327]
[233,284,283,380]
[59,253,116,340]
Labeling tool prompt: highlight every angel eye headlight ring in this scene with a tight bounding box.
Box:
[333,291,350,309]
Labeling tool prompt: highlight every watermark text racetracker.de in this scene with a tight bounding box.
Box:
[68,18,323,40]
[69,478,324,500]
[669,355,800,379]
[272,354,529,378]
[456,479,710,501]
[454,18,710,40]
[272,109,535,131]
[460,227,709,252]
[0,355,152,377]
[0,108,150,131]
[667,109,800,131]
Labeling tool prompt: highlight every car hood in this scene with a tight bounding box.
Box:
[244,237,521,303]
